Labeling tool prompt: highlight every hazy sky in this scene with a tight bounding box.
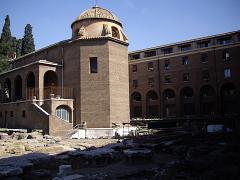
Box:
[1,0,240,52]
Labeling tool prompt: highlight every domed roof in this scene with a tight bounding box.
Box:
[72,6,121,26]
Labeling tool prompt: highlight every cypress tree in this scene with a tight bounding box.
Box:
[21,24,35,55]
[0,15,15,58]
[0,15,11,42]
[0,15,13,73]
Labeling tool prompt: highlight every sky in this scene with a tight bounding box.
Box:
[0,0,240,52]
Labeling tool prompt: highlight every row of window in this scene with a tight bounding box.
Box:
[132,68,232,88]
[0,110,26,118]
[132,51,230,72]
[129,34,238,60]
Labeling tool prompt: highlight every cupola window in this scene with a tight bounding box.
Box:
[112,27,120,39]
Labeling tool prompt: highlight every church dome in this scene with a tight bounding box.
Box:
[72,6,121,27]
[71,6,128,43]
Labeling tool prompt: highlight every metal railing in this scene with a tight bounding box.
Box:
[26,86,73,100]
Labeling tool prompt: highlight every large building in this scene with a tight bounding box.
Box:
[129,31,240,120]
[0,6,130,135]
[0,5,240,135]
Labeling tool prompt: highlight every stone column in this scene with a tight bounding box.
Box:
[36,68,44,100]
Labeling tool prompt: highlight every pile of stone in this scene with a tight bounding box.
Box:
[0,127,240,179]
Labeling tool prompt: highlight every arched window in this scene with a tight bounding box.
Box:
[180,87,195,116]
[111,26,120,39]
[131,92,142,118]
[200,85,216,115]
[14,75,22,101]
[221,83,238,115]
[200,85,215,98]
[4,78,11,102]
[163,89,175,99]
[162,89,176,117]
[56,105,71,122]
[180,87,194,99]
[132,92,142,101]
[44,70,58,98]
[146,90,159,118]
[26,71,35,99]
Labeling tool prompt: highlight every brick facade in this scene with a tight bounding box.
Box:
[129,31,240,120]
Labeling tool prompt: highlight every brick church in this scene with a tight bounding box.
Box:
[0,6,130,135]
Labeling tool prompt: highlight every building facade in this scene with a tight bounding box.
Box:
[0,6,130,135]
[129,31,240,120]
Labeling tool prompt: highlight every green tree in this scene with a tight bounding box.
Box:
[21,24,35,55]
[16,39,22,58]
[0,55,9,73]
[0,15,13,73]
[0,15,11,42]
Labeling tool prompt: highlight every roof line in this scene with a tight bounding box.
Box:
[11,39,71,62]
[129,30,240,54]
[0,60,62,76]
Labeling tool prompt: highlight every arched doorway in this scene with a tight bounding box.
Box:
[14,75,22,101]
[131,92,142,118]
[200,85,216,115]
[146,90,159,118]
[4,78,11,102]
[180,87,195,116]
[56,105,71,123]
[221,83,238,115]
[44,70,58,99]
[26,72,35,99]
[163,89,176,117]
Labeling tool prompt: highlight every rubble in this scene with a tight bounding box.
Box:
[0,127,239,179]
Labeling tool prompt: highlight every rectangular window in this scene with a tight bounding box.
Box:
[132,65,137,72]
[222,50,230,61]
[197,41,210,48]
[130,54,140,60]
[180,44,191,51]
[144,50,156,57]
[201,54,208,63]
[10,111,13,117]
[148,77,154,86]
[164,75,171,83]
[202,70,210,81]
[218,37,232,45]
[224,68,231,78]
[22,110,26,118]
[183,73,190,81]
[90,57,98,73]
[162,47,173,55]
[164,60,170,70]
[182,56,189,65]
[148,62,154,71]
[133,80,138,88]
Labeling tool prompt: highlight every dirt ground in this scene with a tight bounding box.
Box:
[0,129,240,179]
